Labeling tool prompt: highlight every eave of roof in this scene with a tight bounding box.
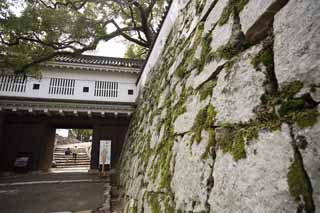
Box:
[44,54,144,74]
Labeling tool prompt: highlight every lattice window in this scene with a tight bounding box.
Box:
[0,75,27,93]
[94,81,118,97]
[49,78,75,95]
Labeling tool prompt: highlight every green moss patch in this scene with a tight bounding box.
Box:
[215,124,260,161]
[218,0,249,26]
[287,151,315,212]
[199,79,217,101]
[251,46,274,70]
[192,104,217,144]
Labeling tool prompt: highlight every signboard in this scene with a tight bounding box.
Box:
[99,140,111,165]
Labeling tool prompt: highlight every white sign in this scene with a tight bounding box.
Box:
[99,140,111,165]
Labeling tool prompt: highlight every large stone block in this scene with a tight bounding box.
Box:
[274,0,320,96]
[211,44,266,124]
[208,124,296,212]
[171,132,214,212]
[240,0,289,43]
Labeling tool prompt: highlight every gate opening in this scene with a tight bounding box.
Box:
[52,128,93,173]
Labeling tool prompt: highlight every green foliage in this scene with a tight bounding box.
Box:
[124,43,148,60]
[1,0,165,73]
[69,129,92,141]
[287,151,315,212]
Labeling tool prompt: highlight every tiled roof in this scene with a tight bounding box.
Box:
[53,55,144,69]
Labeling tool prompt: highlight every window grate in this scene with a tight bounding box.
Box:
[0,75,27,93]
[49,78,75,95]
[94,81,118,97]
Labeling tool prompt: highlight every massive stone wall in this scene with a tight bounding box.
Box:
[118,0,320,212]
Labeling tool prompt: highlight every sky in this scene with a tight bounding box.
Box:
[85,39,127,58]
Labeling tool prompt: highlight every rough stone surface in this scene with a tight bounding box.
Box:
[210,17,234,51]
[203,0,230,34]
[174,94,210,134]
[192,59,226,89]
[211,45,266,124]
[171,132,213,212]
[274,0,320,91]
[240,0,287,42]
[209,124,296,212]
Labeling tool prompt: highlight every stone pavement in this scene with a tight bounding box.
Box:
[0,172,111,213]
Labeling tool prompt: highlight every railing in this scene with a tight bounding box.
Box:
[0,75,137,103]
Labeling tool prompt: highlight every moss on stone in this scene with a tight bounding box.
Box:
[276,80,319,128]
[281,81,304,99]
[175,48,196,78]
[279,99,306,117]
[173,85,188,121]
[218,0,249,26]
[196,32,213,73]
[196,0,205,15]
[199,79,217,100]
[201,128,216,160]
[216,42,241,60]
[129,203,138,213]
[192,104,217,144]
[287,151,315,212]
[291,109,319,129]
[216,124,259,161]
[164,196,175,213]
[147,192,162,213]
[251,46,274,70]
[232,131,247,161]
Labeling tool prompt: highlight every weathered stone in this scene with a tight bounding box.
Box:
[174,94,210,134]
[293,118,320,211]
[171,132,213,212]
[211,44,266,124]
[192,59,226,89]
[240,0,289,43]
[210,16,233,51]
[203,0,230,34]
[158,87,170,108]
[127,175,144,199]
[274,0,320,95]
[209,124,296,212]
[200,0,217,20]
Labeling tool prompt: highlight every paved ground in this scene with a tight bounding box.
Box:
[0,172,108,213]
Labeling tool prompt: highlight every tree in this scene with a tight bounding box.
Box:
[69,129,92,142]
[124,43,148,60]
[0,0,166,74]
